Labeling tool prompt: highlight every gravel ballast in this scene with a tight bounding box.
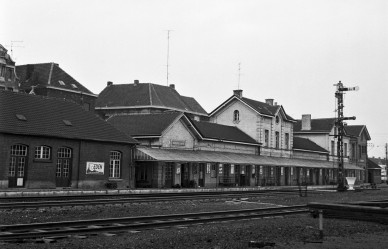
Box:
[0,187,387,249]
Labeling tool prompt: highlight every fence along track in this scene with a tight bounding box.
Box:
[0,205,308,241]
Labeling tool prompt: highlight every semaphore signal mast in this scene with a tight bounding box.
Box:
[334,81,358,191]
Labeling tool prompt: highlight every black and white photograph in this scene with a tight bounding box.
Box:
[1,0,387,248]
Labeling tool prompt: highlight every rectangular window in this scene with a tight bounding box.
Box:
[264,130,269,147]
[275,132,280,149]
[351,144,356,160]
[9,157,16,177]
[83,103,90,111]
[285,133,289,150]
[211,163,216,178]
[206,163,211,174]
[344,143,348,157]
[63,160,70,177]
[331,141,335,156]
[35,146,51,159]
[241,165,246,175]
[17,158,25,177]
[290,167,294,175]
[56,160,62,177]
[109,151,121,178]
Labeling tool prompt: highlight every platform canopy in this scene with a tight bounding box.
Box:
[135,147,363,170]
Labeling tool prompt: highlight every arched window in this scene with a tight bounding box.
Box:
[110,151,121,178]
[34,145,51,160]
[9,144,28,178]
[233,110,240,122]
[56,147,72,178]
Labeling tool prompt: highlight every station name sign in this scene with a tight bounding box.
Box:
[86,162,105,175]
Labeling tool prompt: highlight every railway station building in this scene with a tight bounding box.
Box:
[0,90,137,189]
[97,85,367,189]
[294,115,370,183]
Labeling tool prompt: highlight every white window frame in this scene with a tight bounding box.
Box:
[34,146,51,160]
[109,151,121,178]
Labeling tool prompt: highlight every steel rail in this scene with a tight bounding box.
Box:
[0,189,318,202]
[0,191,316,210]
[0,205,308,240]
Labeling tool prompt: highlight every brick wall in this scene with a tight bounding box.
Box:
[0,133,134,189]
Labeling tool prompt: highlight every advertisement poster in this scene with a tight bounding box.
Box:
[86,162,104,175]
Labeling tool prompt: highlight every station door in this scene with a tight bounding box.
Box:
[8,145,28,188]
[180,163,190,187]
[56,147,72,187]
[164,163,173,188]
[198,163,205,187]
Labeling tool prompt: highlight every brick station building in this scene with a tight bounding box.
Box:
[0,90,137,189]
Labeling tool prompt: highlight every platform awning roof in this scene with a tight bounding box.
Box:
[135,147,363,170]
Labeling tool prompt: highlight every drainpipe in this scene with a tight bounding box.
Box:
[77,140,82,188]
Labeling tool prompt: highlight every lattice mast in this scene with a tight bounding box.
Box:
[334,81,358,191]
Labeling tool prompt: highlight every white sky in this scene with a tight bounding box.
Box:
[2,0,388,158]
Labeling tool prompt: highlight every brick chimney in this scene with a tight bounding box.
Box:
[265,99,274,106]
[301,114,311,131]
[233,89,243,98]
[169,84,175,89]
[107,81,113,86]
[134,79,139,86]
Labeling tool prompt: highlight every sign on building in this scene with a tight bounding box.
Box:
[86,162,105,175]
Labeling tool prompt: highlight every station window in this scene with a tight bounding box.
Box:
[233,110,240,123]
[275,132,280,149]
[264,130,269,147]
[109,151,121,178]
[285,133,289,150]
[9,144,28,177]
[34,146,51,160]
[57,147,72,177]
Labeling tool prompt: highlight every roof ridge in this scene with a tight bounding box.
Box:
[149,83,163,106]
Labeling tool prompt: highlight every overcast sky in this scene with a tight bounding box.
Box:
[3,0,388,158]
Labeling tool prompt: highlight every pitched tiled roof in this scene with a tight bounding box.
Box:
[107,112,182,137]
[0,90,137,144]
[293,137,328,153]
[95,83,208,116]
[241,97,279,117]
[344,125,371,140]
[190,120,259,145]
[294,118,336,133]
[16,63,94,95]
[210,95,295,121]
[180,95,207,114]
[367,159,382,170]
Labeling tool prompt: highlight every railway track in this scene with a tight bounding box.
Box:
[0,190,321,210]
[0,205,308,241]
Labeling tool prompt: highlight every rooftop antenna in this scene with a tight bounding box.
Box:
[6,41,24,59]
[237,62,242,90]
[166,30,173,86]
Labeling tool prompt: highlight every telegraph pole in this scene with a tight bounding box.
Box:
[334,81,358,191]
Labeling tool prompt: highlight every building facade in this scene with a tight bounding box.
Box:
[0,91,137,189]
[16,63,97,112]
[209,90,295,158]
[95,80,208,121]
[0,44,19,92]
[294,115,369,183]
